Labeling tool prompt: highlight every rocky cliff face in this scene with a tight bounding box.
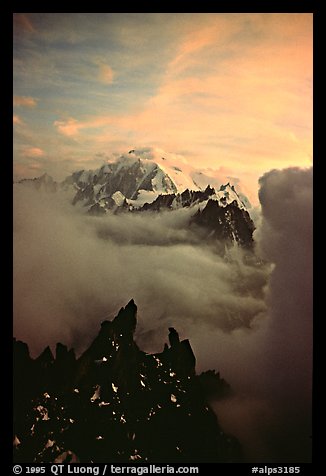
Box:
[62,157,178,209]
[139,185,255,248]
[13,300,241,463]
[191,198,255,248]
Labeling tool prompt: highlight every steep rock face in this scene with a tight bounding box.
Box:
[141,185,215,211]
[16,154,255,248]
[59,154,250,218]
[61,159,178,210]
[191,199,255,248]
[139,185,255,248]
[13,301,242,463]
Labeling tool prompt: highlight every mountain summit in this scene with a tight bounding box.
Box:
[17,149,255,248]
[58,149,251,210]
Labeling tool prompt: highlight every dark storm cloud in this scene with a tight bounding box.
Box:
[255,167,312,461]
[257,167,313,399]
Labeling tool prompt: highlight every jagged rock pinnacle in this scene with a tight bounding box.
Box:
[168,327,180,347]
[13,301,242,463]
[113,299,137,335]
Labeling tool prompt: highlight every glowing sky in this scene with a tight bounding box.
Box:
[13,13,312,202]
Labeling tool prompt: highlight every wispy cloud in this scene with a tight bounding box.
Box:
[24,147,45,158]
[54,118,82,137]
[13,96,38,107]
[98,63,114,84]
[13,115,23,125]
[54,116,115,138]
[13,13,312,200]
[13,13,36,34]
[165,15,245,77]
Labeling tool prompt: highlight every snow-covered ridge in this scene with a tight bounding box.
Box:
[17,148,252,212]
[16,152,255,248]
[211,183,248,210]
[59,150,250,211]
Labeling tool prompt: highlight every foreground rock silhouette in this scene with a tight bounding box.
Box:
[13,300,241,463]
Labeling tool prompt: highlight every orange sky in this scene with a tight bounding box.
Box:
[13,13,313,204]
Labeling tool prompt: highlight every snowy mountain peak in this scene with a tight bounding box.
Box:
[61,153,178,209]
[18,147,251,213]
[214,183,248,210]
[105,149,198,197]
[15,149,255,248]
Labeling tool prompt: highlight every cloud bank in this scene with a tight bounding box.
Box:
[13,185,267,356]
[13,166,312,462]
[213,167,312,462]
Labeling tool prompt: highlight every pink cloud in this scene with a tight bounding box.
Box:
[30,162,42,170]
[24,147,45,158]
[13,162,42,181]
[45,14,311,203]
[111,16,312,174]
[98,63,114,84]
[14,13,36,34]
[167,15,245,77]
[54,116,115,138]
[13,115,23,125]
[54,118,82,137]
[14,96,38,108]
